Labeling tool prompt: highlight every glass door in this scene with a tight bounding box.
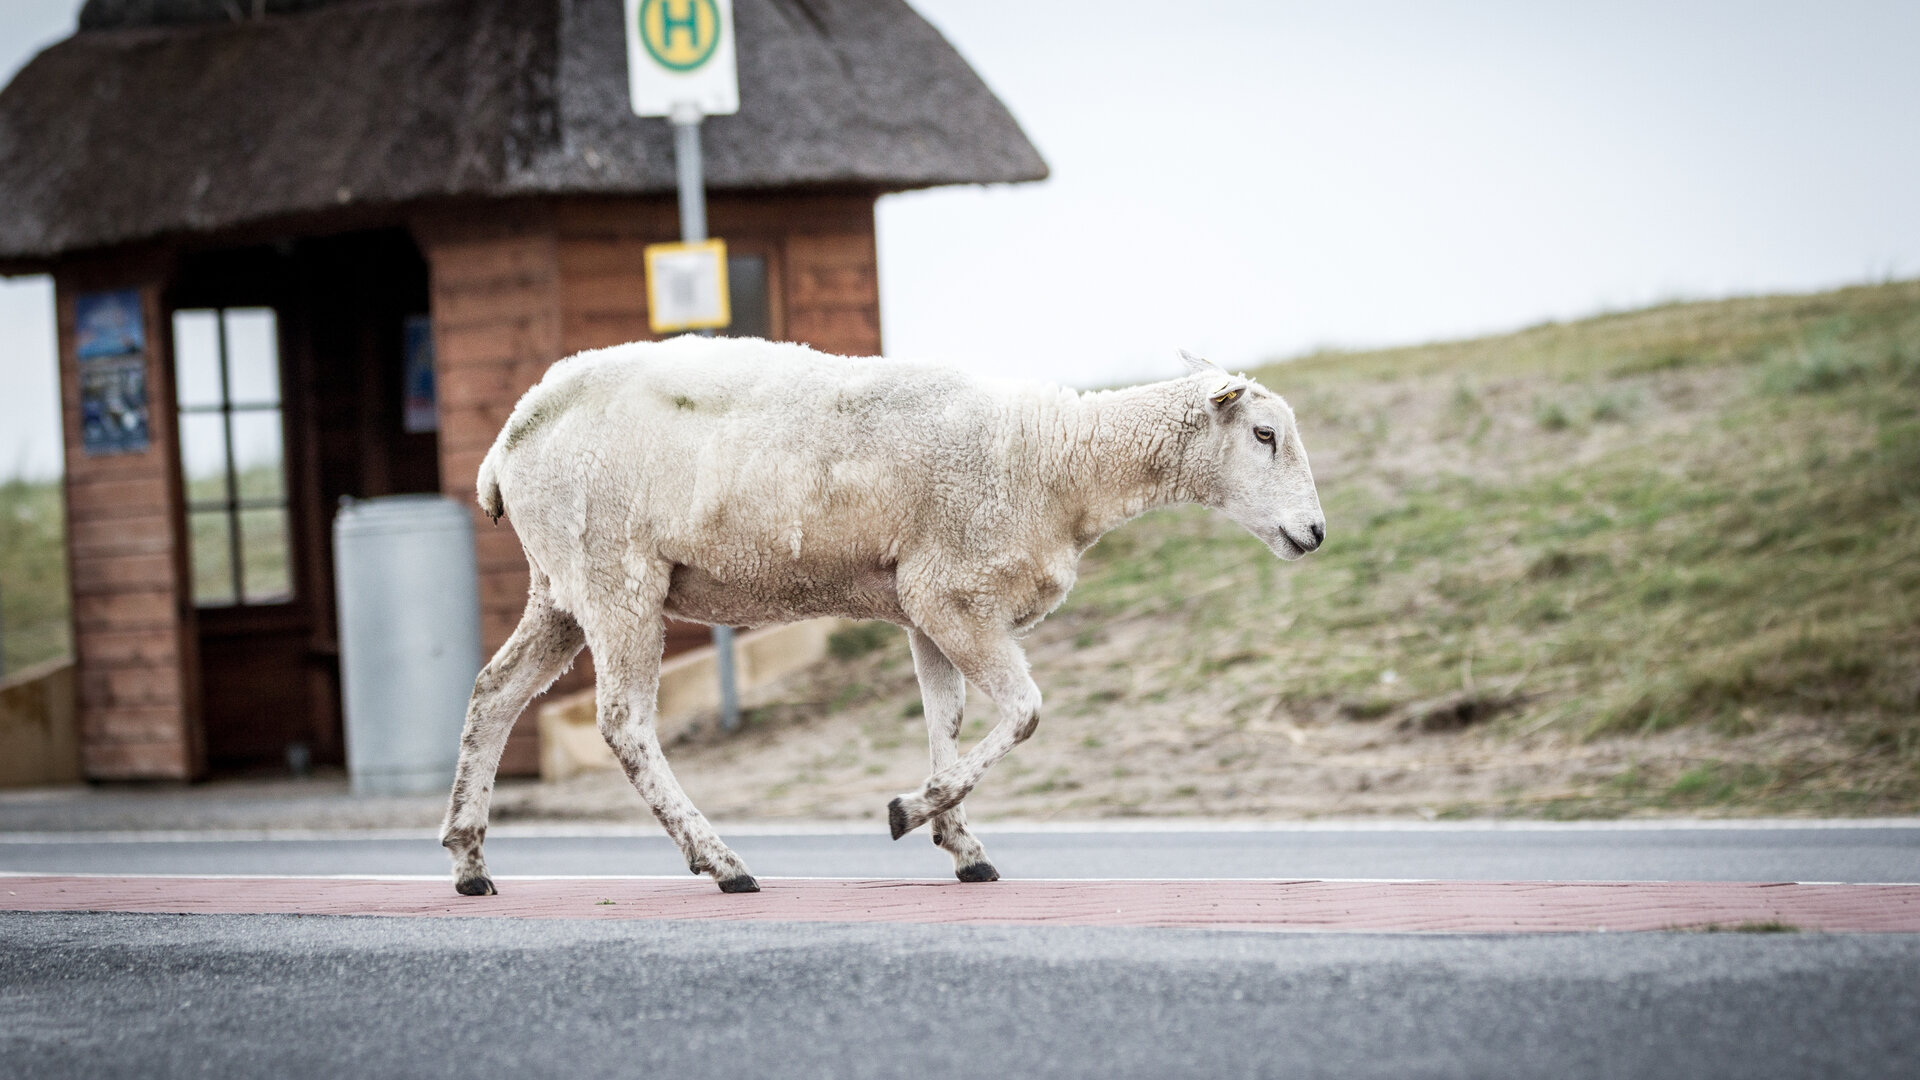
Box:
[171,301,314,774]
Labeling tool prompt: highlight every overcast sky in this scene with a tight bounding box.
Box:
[3,0,1918,478]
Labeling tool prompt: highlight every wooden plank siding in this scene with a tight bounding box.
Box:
[552,193,879,359]
[414,210,569,776]
[783,228,882,358]
[54,265,203,780]
[417,194,880,774]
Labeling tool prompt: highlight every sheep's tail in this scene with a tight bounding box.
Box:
[476,438,507,523]
[475,351,593,524]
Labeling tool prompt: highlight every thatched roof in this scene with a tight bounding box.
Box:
[0,0,1047,265]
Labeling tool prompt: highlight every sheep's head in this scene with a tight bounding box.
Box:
[1180,350,1326,561]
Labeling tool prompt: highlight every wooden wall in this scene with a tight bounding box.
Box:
[414,206,564,777]
[54,260,203,780]
[784,230,883,358]
[417,193,882,774]
[552,194,881,358]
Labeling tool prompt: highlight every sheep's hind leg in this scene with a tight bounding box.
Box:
[586,575,757,893]
[442,578,585,896]
[889,629,1040,847]
[908,628,997,883]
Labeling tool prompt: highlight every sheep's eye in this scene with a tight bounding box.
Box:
[1254,426,1275,444]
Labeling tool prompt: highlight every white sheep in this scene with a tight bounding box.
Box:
[440,336,1325,895]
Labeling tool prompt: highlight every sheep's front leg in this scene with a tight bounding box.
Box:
[442,579,585,896]
[585,592,757,894]
[889,627,1041,844]
[907,628,997,883]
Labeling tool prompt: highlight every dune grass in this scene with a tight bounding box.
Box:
[1055,280,1920,811]
[0,475,70,674]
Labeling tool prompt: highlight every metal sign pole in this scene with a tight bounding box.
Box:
[669,102,742,734]
[671,104,708,243]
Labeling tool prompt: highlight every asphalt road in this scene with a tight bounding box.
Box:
[5,910,1917,1080]
[3,823,1917,882]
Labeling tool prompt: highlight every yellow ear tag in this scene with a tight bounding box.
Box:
[1210,388,1241,406]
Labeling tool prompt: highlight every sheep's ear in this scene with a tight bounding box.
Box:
[1179,349,1221,375]
[1208,379,1250,412]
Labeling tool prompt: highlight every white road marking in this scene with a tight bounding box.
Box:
[0,817,1916,844]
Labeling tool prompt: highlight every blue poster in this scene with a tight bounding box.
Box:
[75,289,151,455]
[403,314,438,434]
[75,288,146,359]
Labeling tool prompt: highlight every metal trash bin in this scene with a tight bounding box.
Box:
[333,495,483,796]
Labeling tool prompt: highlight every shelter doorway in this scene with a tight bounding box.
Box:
[168,229,439,774]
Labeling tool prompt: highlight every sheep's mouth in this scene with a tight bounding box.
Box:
[1271,528,1307,560]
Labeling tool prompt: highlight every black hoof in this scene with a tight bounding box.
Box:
[888,797,912,840]
[455,875,496,896]
[718,874,760,894]
[956,862,1000,883]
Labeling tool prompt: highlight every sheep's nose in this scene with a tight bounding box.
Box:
[1308,521,1326,548]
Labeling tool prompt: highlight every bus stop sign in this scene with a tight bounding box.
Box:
[624,0,739,117]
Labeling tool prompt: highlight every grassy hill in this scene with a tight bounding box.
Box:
[523,279,1920,823]
[1056,279,1920,814]
[1279,285,1918,735]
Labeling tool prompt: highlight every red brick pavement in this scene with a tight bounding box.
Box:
[4,875,1919,932]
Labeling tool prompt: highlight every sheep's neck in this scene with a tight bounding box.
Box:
[1059,383,1203,548]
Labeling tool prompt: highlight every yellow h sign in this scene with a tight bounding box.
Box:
[640,0,721,72]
